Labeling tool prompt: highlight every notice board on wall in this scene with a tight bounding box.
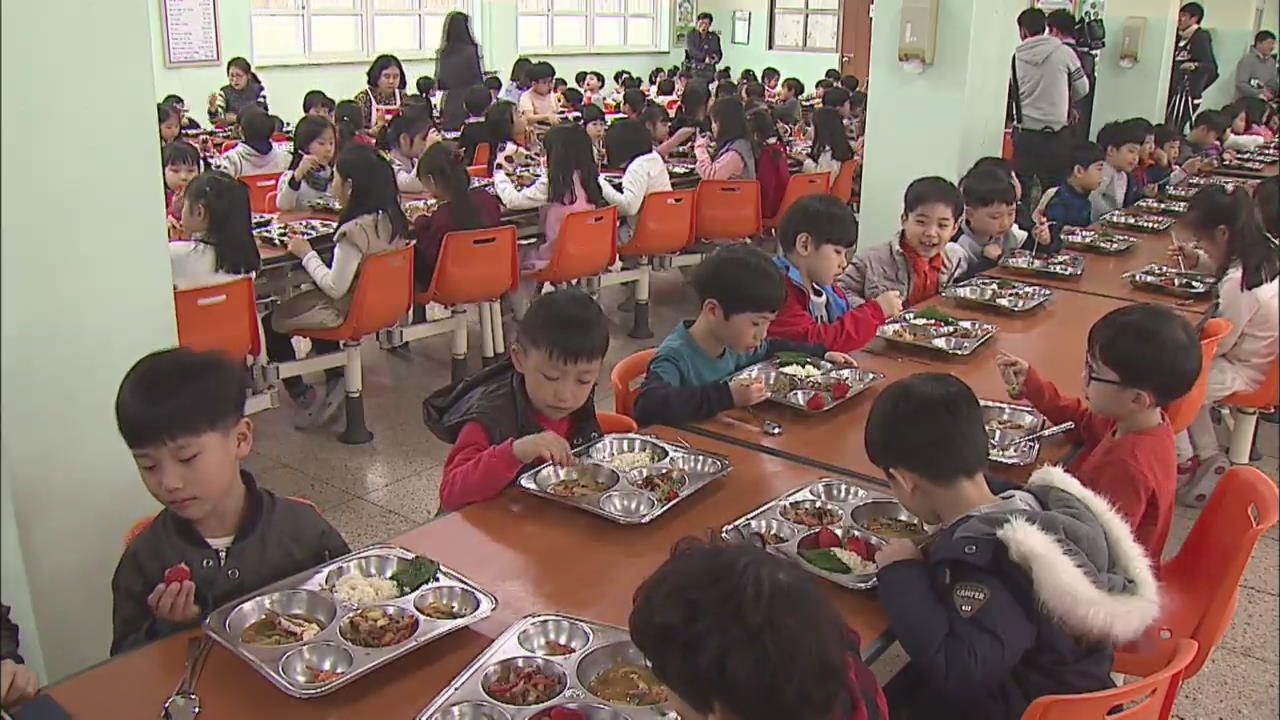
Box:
[162,0,221,67]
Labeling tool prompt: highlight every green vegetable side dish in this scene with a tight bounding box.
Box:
[798,548,852,574]
[915,306,955,324]
[391,557,440,594]
[773,352,822,368]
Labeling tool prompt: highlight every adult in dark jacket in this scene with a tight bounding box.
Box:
[1167,2,1219,132]
[207,57,268,126]
[435,11,485,132]
[684,12,722,82]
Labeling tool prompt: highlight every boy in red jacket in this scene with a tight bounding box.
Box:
[995,303,1201,560]
[631,537,889,720]
[769,194,903,351]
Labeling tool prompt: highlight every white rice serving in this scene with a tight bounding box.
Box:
[830,547,877,575]
[334,574,400,605]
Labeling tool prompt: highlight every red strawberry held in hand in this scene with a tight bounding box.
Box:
[830,381,851,399]
[805,394,827,411]
[816,527,841,549]
[164,562,192,585]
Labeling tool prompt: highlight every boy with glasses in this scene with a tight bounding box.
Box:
[995,303,1201,560]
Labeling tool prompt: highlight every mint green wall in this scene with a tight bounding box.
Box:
[696,0,841,84]
[1,460,44,681]
[1090,0,1180,130]
[1199,0,1278,110]
[3,0,177,681]
[150,0,685,123]
[858,0,1022,248]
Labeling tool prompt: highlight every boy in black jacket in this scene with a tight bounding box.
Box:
[110,348,350,655]
[634,245,856,426]
[459,85,494,166]
[865,374,1160,720]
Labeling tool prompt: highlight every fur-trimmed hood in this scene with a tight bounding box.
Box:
[951,466,1160,645]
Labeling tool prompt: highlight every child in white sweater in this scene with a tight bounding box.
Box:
[801,107,853,185]
[1170,185,1280,502]
[169,170,261,290]
[220,107,290,178]
[275,115,337,211]
[383,105,440,194]
[601,118,672,245]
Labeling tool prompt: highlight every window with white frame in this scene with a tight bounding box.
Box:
[517,0,659,53]
[250,0,472,64]
[770,0,839,52]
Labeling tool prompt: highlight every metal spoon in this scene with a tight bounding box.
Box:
[746,407,783,436]
[162,636,213,720]
[998,421,1076,449]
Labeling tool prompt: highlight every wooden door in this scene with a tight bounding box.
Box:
[839,0,873,82]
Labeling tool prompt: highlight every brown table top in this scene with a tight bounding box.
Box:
[983,228,1214,314]
[687,289,1150,480]
[47,428,890,719]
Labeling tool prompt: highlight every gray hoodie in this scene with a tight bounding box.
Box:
[1013,35,1090,131]
[1234,47,1279,100]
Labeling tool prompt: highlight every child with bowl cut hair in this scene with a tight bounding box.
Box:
[424,290,610,511]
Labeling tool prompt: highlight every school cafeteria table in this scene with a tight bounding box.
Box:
[983,227,1215,314]
[683,289,1155,480]
[47,429,891,719]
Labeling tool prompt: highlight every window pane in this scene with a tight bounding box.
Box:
[374,14,421,51]
[251,0,302,9]
[775,0,805,8]
[805,13,838,49]
[594,0,623,13]
[552,14,588,45]
[594,15,623,45]
[518,0,549,11]
[518,15,549,47]
[772,12,804,48]
[251,15,304,57]
[374,0,418,9]
[808,0,839,9]
[552,0,585,11]
[626,16,654,46]
[310,14,363,55]
[310,0,359,9]
[422,13,446,52]
[422,0,463,9]
[627,0,653,14]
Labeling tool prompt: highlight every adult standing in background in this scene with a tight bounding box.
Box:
[1235,30,1278,101]
[1046,9,1096,139]
[435,11,484,132]
[1010,8,1089,206]
[1166,3,1218,132]
[354,54,407,131]
[684,12,722,83]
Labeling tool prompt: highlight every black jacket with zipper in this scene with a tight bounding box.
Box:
[109,471,350,656]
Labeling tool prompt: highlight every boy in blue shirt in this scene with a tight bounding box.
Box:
[634,245,855,426]
[1039,141,1106,243]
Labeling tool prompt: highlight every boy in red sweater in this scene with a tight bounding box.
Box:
[423,289,609,511]
[768,194,903,351]
[995,303,1201,560]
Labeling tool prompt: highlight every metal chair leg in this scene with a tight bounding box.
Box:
[628,260,653,339]
[338,340,373,445]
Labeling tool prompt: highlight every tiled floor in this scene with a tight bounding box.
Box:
[245,271,1280,718]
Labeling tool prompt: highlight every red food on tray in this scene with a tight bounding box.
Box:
[163,562,191,585]
[806,394,827,411]
[830,380,851,399]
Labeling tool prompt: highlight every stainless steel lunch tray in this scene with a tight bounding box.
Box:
[418,613,680,719]
[251,213,276,229]
[981,400,1048,466]
[1122,264,1217,299]
[252,219,338,247]
[998,250,1086,277]
[1164,184,1199,200]
[203,544,498,699]
[305,197,341,213]
[1059,228,1139,254]
[1216,160,1267,173]
[1101,211,1175,233]
[515,433,731,524]
[877,309,998,356]
[1182,174,1253,188]
[1235,149,1279,164]
[726,357,883,413]
[721,480,928,591]
[1133,198,1189,215]
[941,277,1053,312]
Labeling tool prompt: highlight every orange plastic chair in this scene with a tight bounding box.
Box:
[1114,466,1278,680]
[419,225,519,306]
[610,349,657,418]
[763,172,831,229]
[124,497,321,547]
[829,158,861,205]
[174,276,260,360]
[467,165,489,178]
[472,142,491,170]
[597,411,639,434]
[1022,639,1198,720]
[293,245,415,344]
[618,190,696,258]
[1222,358,1280,464]
[694,180,762,242]
[527,206,619,284]
[240,173,282,213]
[1164,318,1232,434]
